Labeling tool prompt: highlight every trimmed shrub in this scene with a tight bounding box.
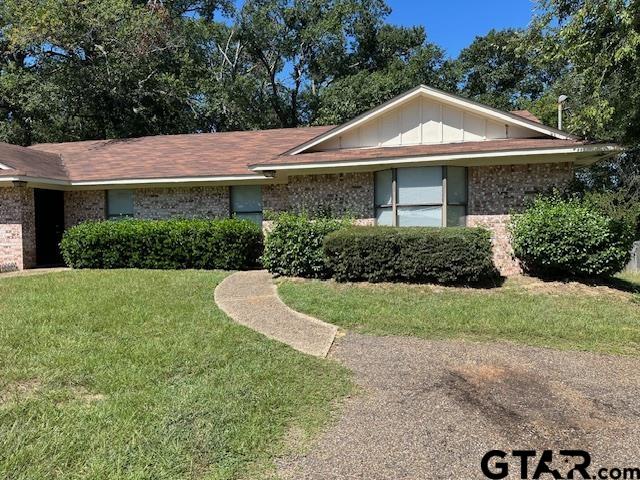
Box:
[262,212,349,278]
[323,226,498,284]
[510,196,635,277]
[60,218,263,270]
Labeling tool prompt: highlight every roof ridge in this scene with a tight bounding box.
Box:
[29,125,335,150]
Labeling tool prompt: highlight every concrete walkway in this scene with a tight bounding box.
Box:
[214,270,338,357]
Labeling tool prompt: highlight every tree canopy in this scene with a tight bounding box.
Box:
[0,0,638,152]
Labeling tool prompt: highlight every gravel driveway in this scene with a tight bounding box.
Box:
[277,333,640,479]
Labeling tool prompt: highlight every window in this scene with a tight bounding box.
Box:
[374,166,467,227]
[231,185,263,224]
[107,190,134,219]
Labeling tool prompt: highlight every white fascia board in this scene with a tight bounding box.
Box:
[70,175,271,187]
[252,144,620,172]
[288,85,576,155]
[0,174,276,188]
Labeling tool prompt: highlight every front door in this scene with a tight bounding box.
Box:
[34,189,65,266]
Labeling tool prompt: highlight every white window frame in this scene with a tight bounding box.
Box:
[374,166,467,227]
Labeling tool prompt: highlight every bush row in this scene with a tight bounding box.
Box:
[323,226,498,284]
[61,218,263,270]
[262,213,498,284]
[61,195,634,281]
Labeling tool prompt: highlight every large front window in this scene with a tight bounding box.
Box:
[375,166,467,227]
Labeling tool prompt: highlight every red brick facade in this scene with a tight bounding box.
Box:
[467,162,574,275]
[64,190,106,228]
[0,186,36,272]
[2,165,573,275]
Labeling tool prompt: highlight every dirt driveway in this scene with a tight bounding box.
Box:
[277,334,640,479]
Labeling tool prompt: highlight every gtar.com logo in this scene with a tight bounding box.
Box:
[481,450,640,479]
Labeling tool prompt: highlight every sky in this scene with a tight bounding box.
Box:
[386,0,537,57]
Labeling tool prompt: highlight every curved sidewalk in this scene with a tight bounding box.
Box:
[214,270,338,357]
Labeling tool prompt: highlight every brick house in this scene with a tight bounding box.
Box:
[0,86,618,275]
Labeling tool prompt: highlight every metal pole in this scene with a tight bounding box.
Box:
[558,103,563,131]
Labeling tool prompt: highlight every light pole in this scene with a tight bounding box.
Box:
[558,95,568,130]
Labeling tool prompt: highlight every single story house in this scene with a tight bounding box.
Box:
[0,85,619,275]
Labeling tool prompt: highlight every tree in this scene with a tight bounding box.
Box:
[455,29,564,112]
[199,0,456,129]
[530,0,640,144]
[313,21,458,125]
[0,0,220,144]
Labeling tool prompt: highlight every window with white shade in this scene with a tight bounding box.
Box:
[107,190,134,219]
[231,185,263,224]
[374,166,467,227]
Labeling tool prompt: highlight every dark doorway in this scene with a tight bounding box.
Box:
[34,189,65,267]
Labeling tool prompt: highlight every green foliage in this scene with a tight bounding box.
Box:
[262,212,348,278]
[313,28,458,125]
[530,0,640,143]
[580,190,640,240]
[455,29,564,111]
[323,226,498,284]
[510,196,635,278]
[60,218,263,270]
[0,0,215,144]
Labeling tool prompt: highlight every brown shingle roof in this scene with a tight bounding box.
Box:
[510,110,542,124]
[4,127,590,183]
[251,138,589,168]
[0,142,67,180]
[30,126,333,182]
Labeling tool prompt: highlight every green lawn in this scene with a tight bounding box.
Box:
[0,270,350,480]
[278,274,640,356]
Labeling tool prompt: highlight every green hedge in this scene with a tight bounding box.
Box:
[510,196,634,277]
[262,212,348,278]
[323,226,498,284]
[60,218,263,270]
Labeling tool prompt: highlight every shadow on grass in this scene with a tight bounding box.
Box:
[523,273,640,295]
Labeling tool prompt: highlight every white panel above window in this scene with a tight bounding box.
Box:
[400,99,422,144]
[380,110,401,146]
[421,100,442,143]
[340,128,360,148]
[442,106,464,142]
[486,121,507,139]
[359,120,379,147]
[464,113,485,142]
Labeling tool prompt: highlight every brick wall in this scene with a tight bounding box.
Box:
[64,190,106,228]
[467,162,574,275]
[264,172,375,222]
[0,186,35,272]
[134,186,229,219]
[52,164,572,276]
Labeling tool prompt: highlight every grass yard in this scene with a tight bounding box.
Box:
[278,273,640,356]
[0,270,350,480]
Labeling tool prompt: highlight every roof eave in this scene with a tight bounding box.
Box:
[250,144,621,173]
[0,173,284,189]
